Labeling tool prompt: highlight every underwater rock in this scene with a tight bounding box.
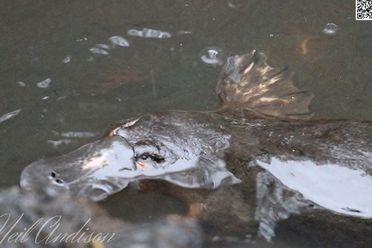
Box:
[0,187,202,248]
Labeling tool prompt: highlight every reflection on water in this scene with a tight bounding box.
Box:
[1,0,371,247]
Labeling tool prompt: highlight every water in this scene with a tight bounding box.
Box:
[0,0,371,247]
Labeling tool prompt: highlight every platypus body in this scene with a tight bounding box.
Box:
[20,50,372,247]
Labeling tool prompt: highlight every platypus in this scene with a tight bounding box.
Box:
[20,50,372,245]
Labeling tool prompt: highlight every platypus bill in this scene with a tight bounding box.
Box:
[20,50,372,220]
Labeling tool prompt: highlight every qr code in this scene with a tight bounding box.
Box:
[356,0,372,20]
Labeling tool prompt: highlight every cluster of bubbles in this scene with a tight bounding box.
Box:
[127,28,172,39]
[8,27,216,145]
[13,28,178,99]
[89,35,130,56]
[88,28,173,58]
[11,27,225,122]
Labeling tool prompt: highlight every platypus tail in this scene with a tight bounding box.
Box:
[216,50,313,120]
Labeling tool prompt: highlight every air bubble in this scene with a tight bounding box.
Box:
[96,44,111,50]
[89,47,109,55]
[200,47,224,65]
[109,36,130,47]
[322,23,338,36]
[17,81,26,87]
[62,55,71,63]
[36,78,52,88]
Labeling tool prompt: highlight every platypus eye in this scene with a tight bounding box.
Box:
[140,154,149,160]
[136,153,165,164]
[134,141,165,165]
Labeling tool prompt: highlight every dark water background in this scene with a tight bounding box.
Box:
[0,0,371,246]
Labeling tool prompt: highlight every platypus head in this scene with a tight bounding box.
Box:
[20,136,135,200]
[20,112,240,201]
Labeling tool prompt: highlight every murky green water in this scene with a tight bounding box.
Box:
[0,0,371,247]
